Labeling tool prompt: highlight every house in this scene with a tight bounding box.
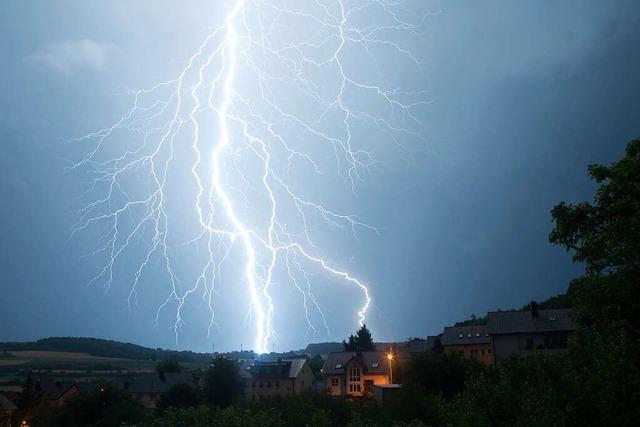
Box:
[0,393,16,427]
[33,381,80,406]
[322,352,391,397]
[487,305,574,363]
[240,358,314,400]
[441,325,493,366]
[118,372,200,409]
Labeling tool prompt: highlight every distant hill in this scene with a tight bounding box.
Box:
[0,337,211,363]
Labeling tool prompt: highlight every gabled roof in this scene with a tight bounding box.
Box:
[0,392,16,411]
[119,372,198,394]
[487,308,574,335]
[240,358,307,380]
[322,352,388,375]
[34,382,79,401]
[442,325,490,346]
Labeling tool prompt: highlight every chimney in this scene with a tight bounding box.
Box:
[530,301,539,318]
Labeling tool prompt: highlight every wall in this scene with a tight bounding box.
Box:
[492,331,570,363]
[445,343,493,366]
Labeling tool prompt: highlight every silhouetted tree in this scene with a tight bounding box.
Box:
[156,359,182,378]
[548,138,640,425]
[157,383,200,411]
[343,324,375,351]
[203,356,243,407]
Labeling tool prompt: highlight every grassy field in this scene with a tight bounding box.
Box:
[7,350,130,361]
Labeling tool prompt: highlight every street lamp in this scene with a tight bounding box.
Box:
[387,352,394,384]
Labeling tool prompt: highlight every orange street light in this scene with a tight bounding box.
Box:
[387,352,394,384]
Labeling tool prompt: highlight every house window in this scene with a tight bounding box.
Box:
[331,377,339,387]
[335,363,343,369]
[371,362,379,368]
[349,366,361,393]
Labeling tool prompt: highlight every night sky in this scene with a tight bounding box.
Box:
[2,1,640,352]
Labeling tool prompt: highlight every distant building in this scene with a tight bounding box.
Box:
[118,372,200,409]
[322,352,391,397]
[240,358,314,400]
[441,325,493,366]
[487,306,574,363]
[0,393,16,427]
[33,381,80,406]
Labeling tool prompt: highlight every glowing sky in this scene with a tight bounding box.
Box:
[1,0,640,352]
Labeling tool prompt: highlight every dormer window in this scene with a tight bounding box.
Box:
[335,363,343,369]
[372,362,379,368]
[467,333,472,338]
[458,333,463,338]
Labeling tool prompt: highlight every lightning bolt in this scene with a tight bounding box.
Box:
[69,0,431,353]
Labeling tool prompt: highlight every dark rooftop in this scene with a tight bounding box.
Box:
[487,308,574,335]
[441,325,490,346]
[118,372,198,394]
[322,351,389,375]
[239,358,306,379]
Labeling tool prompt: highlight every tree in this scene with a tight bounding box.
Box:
[308,354,325,380]
[158,383,200,411]
[35,384,146,427]
[549,138,640,425]
[342,324,375,352]
[405,351,484,400]
[203,357,243,407]
[156,359,183,376]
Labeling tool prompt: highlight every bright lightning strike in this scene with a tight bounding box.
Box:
[69,0,431,353]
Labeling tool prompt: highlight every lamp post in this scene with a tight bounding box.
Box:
[387,352,394,384]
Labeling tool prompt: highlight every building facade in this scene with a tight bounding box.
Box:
[322,352,391,397]
[241,358,314,400]
[487,306,574,363]
[0,393,16,427]
[441,325,493,366]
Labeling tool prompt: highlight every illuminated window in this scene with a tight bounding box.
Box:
[349,366,361,392]
[371,362,379,368]
[335,363,343,369]
[331,377,339,387]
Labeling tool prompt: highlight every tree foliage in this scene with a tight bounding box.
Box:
[158,383,200,411]
[203,357,243,407]
[549,139,640,424]
[33,384,146,427]
[342,324,375,352]
[156,359,183,375]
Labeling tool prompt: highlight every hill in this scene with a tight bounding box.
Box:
[0,337,211,364]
